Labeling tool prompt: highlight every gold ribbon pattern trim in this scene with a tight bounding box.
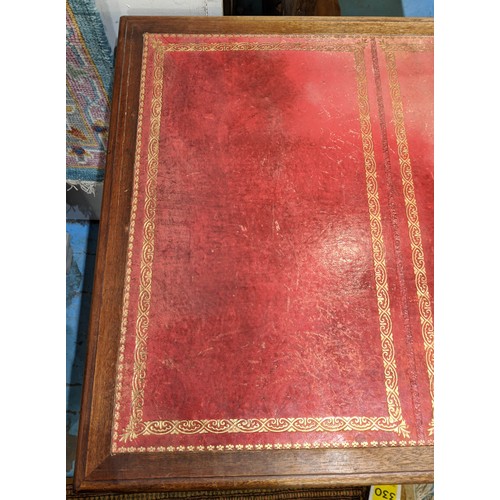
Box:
[151,38,356,54]
[353,45,408,437]
[134,416,407,437]
[116,35,414,446]
[121,44,165,443]
[380,40,434,436]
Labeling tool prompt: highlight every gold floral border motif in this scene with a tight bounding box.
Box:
[112,35,150,448]
[115,437,433,454]
[379,39,434,436]
[113,34,413,451]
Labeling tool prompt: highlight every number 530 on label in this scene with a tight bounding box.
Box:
[368,484,401,500]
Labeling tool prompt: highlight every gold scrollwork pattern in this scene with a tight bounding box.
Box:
[151,37,356,54]
[353,45,409,438]
[380,40,434,436]
[112,36,150,452]
[116,35,412,448]
[126,416,407,439]
[122,41,165,442]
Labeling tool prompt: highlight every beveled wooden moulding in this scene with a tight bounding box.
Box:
[74,16,434,493]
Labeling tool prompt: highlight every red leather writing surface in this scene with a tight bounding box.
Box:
[112,34,433,453]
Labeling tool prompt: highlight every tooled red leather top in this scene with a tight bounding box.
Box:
[112,33,434,453]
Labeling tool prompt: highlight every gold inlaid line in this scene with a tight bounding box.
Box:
[115,34,412,449]
[380,40,434,436]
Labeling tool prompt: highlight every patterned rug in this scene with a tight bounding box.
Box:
[66,480,370,500]
[66,0,113,194]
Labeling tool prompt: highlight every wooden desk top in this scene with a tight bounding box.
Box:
[75,16,433,493]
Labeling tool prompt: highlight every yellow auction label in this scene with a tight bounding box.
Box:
[368,484,401,500]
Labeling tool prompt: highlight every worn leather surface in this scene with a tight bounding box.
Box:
[113,34,433,453]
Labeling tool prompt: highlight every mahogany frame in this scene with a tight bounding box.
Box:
[74,16,434,493]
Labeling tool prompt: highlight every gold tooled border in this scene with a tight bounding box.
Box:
[112,36,150,448]
[115,438,433,454]
[379,39,434,436]
[113,34,413,452]
[124,41,164,440]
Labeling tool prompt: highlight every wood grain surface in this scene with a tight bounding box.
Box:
[74,17,434,493]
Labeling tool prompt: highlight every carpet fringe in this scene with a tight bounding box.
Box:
[67,180,98,196]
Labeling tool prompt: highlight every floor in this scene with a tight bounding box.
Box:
[66,220,99,475]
